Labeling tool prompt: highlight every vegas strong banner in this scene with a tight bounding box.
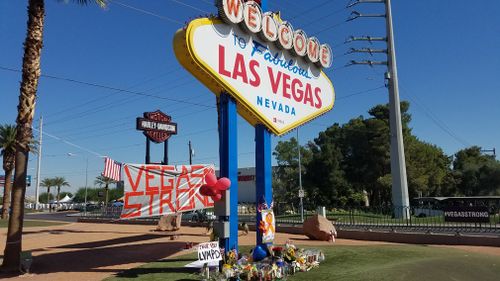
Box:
[121,164,215,219]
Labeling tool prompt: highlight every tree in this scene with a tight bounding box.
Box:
[304,125,353,208]
[40,178,54,205]
[452,146,500,196]
[1,125,17,219]
[38,192,54,204]
[59,191,73,199]
[95,175,116,205]
[275,101,454,209]
[272,137,311,213]
[53,177,70,202]
[404,136,453,198]
[2,0,107,272]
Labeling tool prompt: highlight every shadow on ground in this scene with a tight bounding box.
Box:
[1,240,190,278]
[114,258,199,280]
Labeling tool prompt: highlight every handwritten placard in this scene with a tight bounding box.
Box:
[198,241,222,263]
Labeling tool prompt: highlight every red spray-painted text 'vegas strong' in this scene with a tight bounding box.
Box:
[121,164,214,219]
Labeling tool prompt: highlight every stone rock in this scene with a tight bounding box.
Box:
[303,214,337,241]
[157,213,183,231]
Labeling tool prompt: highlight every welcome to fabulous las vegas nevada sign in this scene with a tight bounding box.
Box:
[173,0,335,135]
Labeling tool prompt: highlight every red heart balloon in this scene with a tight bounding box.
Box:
[212,193,222,201]
[205,172,217,187]
[200,185,217,196]
[215,177,231,191]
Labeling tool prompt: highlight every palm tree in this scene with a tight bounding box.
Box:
[40,178,54,205]
[95,175,116,206]
[0,125,17,219]
[53,176,70,203]
[2,0,107,271]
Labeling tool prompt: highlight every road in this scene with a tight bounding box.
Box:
[25,211,79,222]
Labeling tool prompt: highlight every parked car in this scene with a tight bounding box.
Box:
[112,201,124,207]
[183,209,216,222]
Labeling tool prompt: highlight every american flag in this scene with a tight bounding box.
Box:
[102,157,122,181]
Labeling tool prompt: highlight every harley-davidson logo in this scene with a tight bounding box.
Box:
[136,110,177,143]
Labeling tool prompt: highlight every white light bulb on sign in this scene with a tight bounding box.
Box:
[306,37,320,63]
[319,44,333,69]
[241,1,262,33]
[259,12,278,42]
[277,21,294,50]
[218,0,244,24]
[291,29,308,57]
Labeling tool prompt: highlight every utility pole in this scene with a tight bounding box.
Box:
[34,116,42,210]
[385,0,409,217]
[346,0,409,218]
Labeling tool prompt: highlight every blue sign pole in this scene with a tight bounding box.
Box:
[255,124,272,246]
[217,93,238,252]
[254,0,272,248]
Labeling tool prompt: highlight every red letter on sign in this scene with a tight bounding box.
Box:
[124,165,144,192]
[249,59,260,87]
[191,165,213,208]
[218,45,231,78]
[225,0,241,18]
[176,166,196,211]
[247,5,258,28]
[232,53,248,84]
[314,87,322,109]
[145,165,160,216]
[267,67,281,94]
[122,192,143,219]
[159,166,175,214]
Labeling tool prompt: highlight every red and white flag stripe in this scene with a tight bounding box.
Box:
[102,157,122,181]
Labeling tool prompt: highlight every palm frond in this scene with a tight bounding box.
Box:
[57,0,107,8]
[0,124,17,156]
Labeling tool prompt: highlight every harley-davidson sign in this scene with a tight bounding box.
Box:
[173,0,335,136]
[136,110,177,143]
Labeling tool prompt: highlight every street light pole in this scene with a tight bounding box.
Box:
[297,128,304,222]
[68,152,89,215]
[34,116,43,210]
[84,157,88,215]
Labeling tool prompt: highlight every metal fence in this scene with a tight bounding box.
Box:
[80,205,500,234]
[270,206,500,234]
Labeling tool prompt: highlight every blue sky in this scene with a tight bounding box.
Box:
[1,0,499,196]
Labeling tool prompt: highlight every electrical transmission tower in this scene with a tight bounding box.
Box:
[346,0,409,218]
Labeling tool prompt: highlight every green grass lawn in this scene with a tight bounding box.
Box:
[106,245,500,281]
[0,219,67,228]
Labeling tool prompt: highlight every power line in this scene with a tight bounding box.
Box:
[49,95,213,137]
[399,84,471,147]
[32,127,105,158]
[196,0,214,6]
[44,68,179,118]
[49,106,215,143]
[109,0,183,25]
[0,66,215,109]
[168,0,209,14]
[336,85,385,100]
[288,0,335,20]
[301,6,348,29]
[44,75,195,126]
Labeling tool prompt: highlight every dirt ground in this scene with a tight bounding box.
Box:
[1,221,499,281]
